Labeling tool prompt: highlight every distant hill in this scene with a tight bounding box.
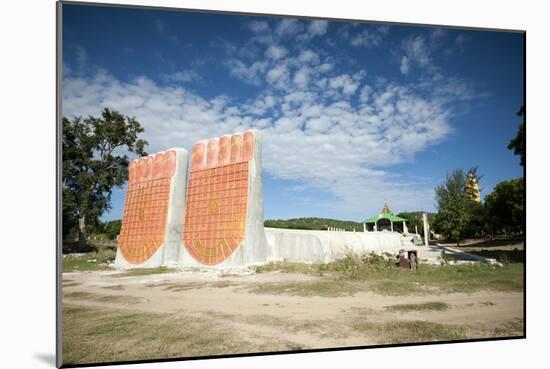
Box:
[265,213,436,232]
[264,217,364,231]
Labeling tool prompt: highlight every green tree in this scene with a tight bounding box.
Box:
[464,201,488,238]
[63,108,148,247]
[485,178,524,235]
[104,220,122,240]
[508,106,525,167]
[433,169,472,246]
[396,212,435,234]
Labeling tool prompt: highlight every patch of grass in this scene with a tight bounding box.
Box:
[95,295,145,304]
[411,263,524,293]
[101,285,124,291]
[351,320,467,344]
[144,280,238,292]
[255,254,524,295]
[386,302,449,312]
[63,282,82,288]
[256,261,319,274]
[111,267,176,278]
[371,280,423,296]
[64,291,143,305]
[248,280,361,297]
[145,282,201,291]
[63,253,113,272]
[64,291,97,300]
[480,301,496,306]
[489,319,524,337]
[62,304,282,365]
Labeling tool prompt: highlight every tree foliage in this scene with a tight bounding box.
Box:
[463,201,488,238]
[485,178,524,235]
[433,169,473,246]
[508,106,525,167]
[396,212,435,233]
[62,108,148,246]
[264,217,363,231]
[86,219,122,240]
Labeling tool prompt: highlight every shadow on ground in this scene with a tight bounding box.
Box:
[465,249,524,264]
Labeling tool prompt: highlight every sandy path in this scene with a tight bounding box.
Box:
[63,270,524,349]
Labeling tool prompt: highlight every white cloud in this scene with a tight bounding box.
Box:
[430,28,446,42]
[359,84,371,103]
[266,63,290,89]
[343,25,389,48]
[162,70,202,83]
[226,60,268,85]
[298,50,319,64]
[265,45,288,60]
[293,67,311,89]
[307,20,328,37]
[400,56,410,75]
[245,94,277,115]
[399,33,438,75]
[329,74,361,95]
[63,24,485,217]
[350,30,383,48]
[404,35,431,67]
[318,63,334,73]
[153,18,165,34]
[275,19,304,37]
[63,65,457,217]
[248,20,269,33]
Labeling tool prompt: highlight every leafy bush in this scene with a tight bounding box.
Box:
[498,252,511,266]
[95,247,116,264]
[323,250,397,279]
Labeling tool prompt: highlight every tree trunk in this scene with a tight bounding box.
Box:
[78,215,87,249]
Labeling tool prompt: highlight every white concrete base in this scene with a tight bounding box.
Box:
[265,227,443,264]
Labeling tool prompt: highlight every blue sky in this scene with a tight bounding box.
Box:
[62,4,524,222]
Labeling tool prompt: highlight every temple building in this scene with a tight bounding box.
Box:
[466,172,481,203]
[363,203,408,233]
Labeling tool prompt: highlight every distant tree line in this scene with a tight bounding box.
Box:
[395,212,436,233]
[86,219,122,241]
[264,217,364,231]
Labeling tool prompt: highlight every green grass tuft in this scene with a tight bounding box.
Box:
[255,253,523,295]
[62,249,114,272]
[351,320,467,343]
[248,280,361,297]
[110,267,176,278]
[386,302,450,312]
[62,304,290,365]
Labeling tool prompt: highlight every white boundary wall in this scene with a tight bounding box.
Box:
[266,227,441,264]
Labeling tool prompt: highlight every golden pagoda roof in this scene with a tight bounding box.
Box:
[381,202,392,214]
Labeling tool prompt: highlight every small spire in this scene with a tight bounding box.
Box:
[381,202,392,214]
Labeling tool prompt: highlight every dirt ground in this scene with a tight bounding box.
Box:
[62,267,524,364]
